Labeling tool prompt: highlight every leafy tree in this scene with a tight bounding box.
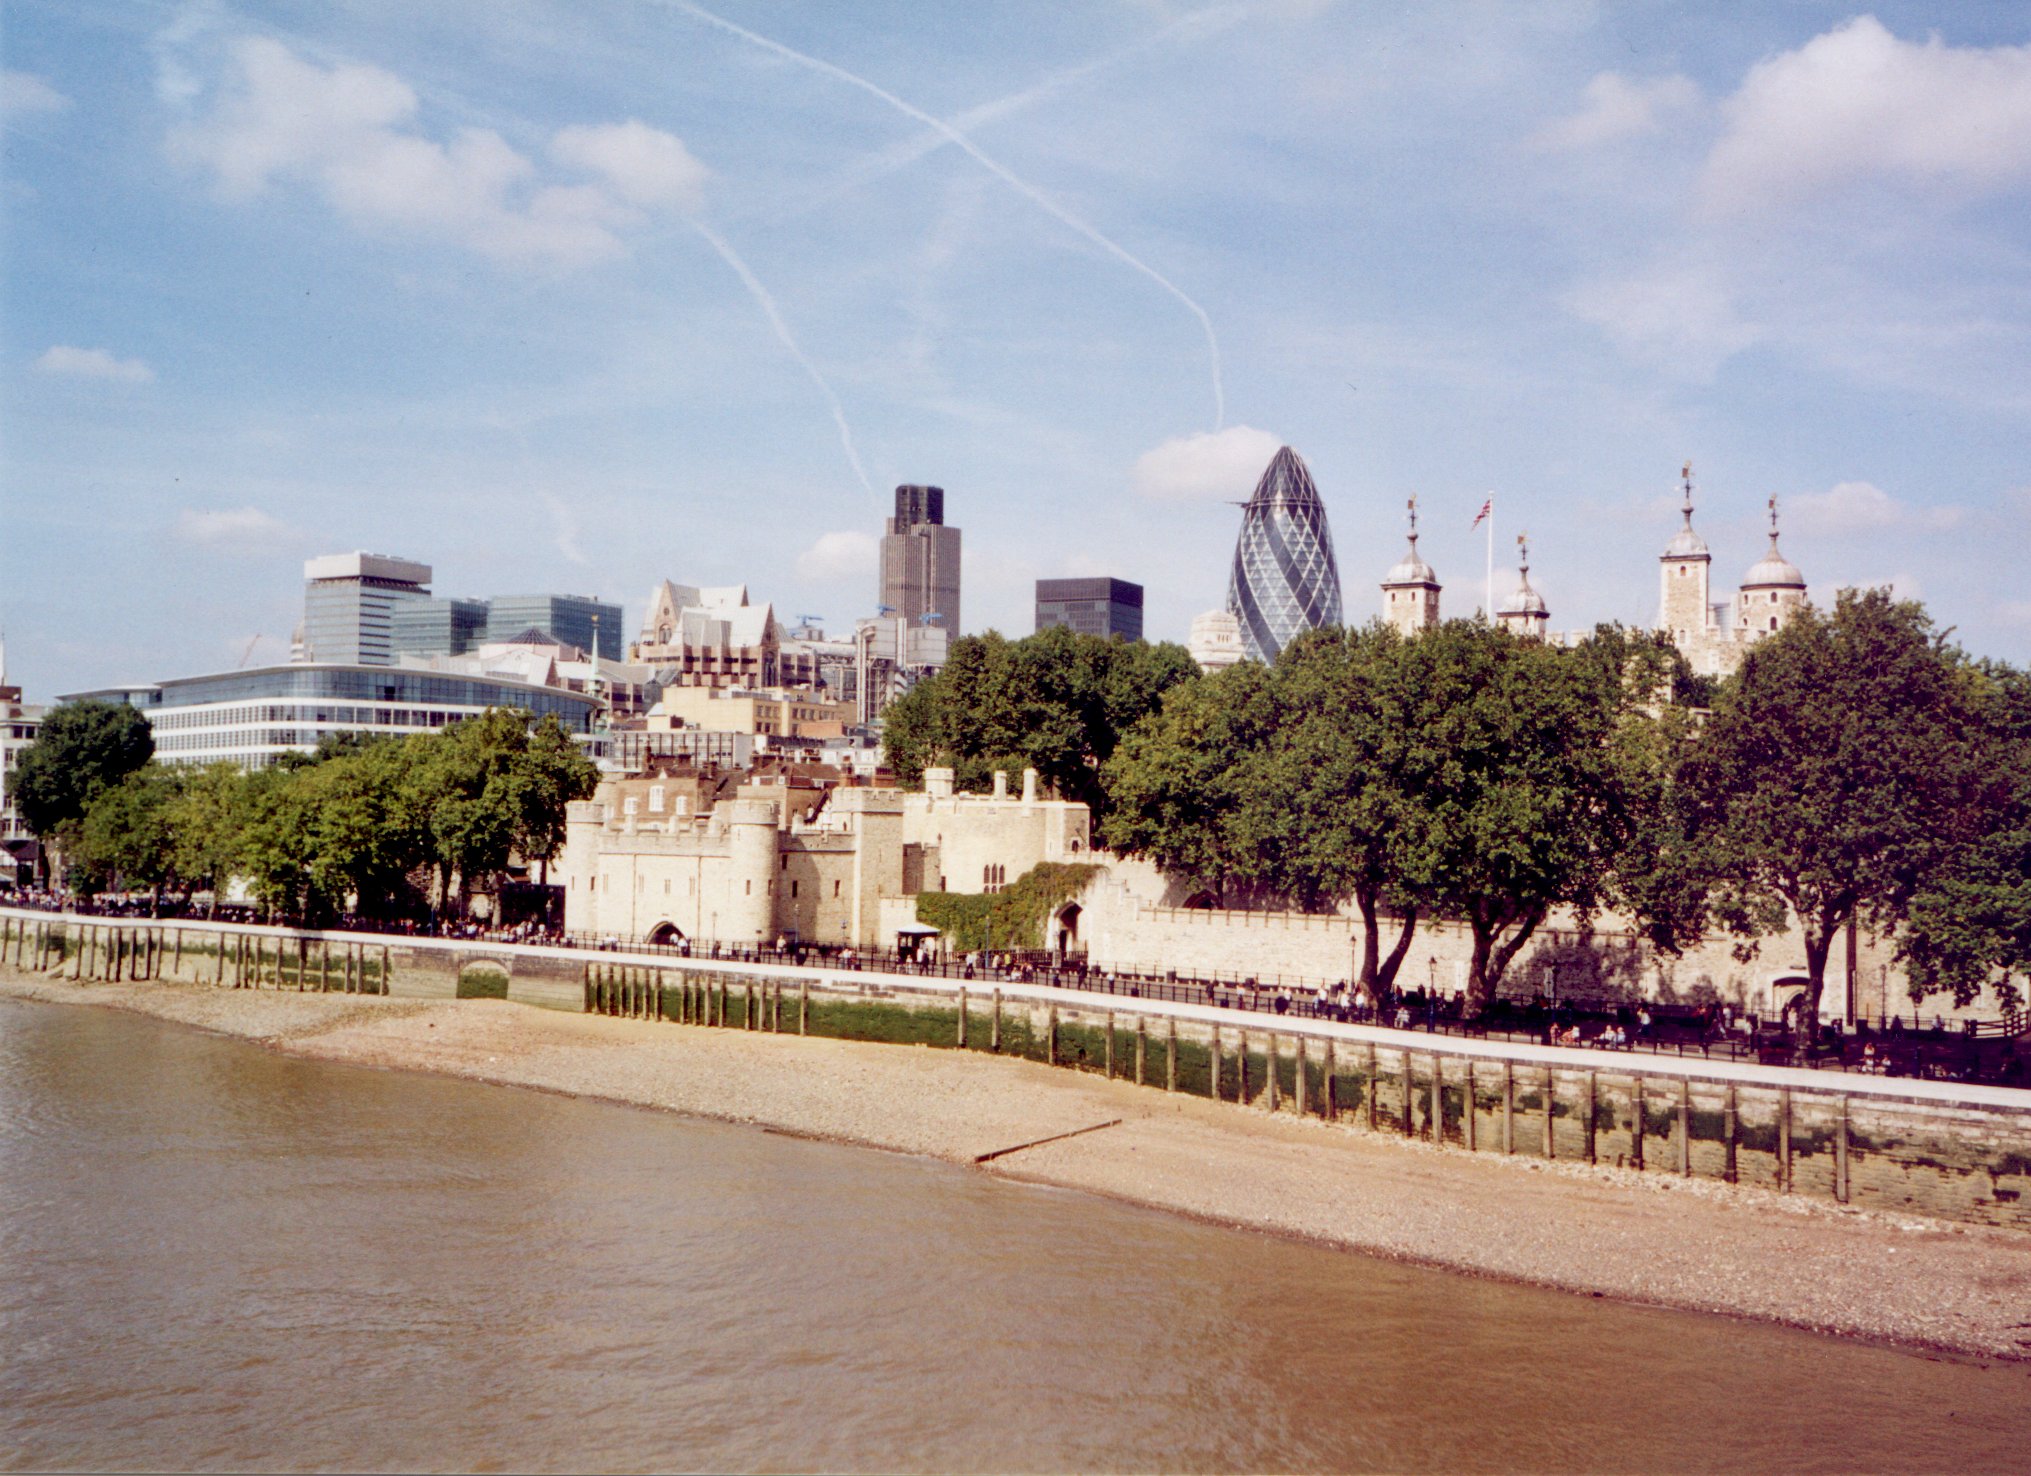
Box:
[1896,660,2031,1009]
[515,713,600,884]
[71,764,183,902]
[1683,590,1987,1029]
[165,762,251,916]
[1101,660,1283,907]
[1389,621,1666,1013]
[881,627,1198,815]
[11,699,155,839]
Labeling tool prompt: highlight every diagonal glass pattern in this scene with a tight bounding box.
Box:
[1224,446,1344,663]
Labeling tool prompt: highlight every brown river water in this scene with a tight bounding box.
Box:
[2,995,2027,1474]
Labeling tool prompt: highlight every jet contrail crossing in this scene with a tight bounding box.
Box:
[691,219,877,507]
[667,0,1226,429]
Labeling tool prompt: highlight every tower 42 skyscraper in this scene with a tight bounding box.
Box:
[1226,445,1343,663]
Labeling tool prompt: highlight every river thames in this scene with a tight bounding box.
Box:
[3,996,2026,1472]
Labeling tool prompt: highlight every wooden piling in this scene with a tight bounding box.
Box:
[1294,1036,1308,1117]
[1585,1071,1598,1164]
[1265,1035,1281,1112]
[957,987,969,1047]
[1630,1077,1645,1170]
[381,945,392,995]
[1430,1054,1443,1144]
[1678,1079,1692,1177]
[1462,1059,1475,1150]
[1778,1087,1792,1192]
[1236,1030,1248,1103]
[990,988,1001,1051]
[1166,1019,1178,1092]
[799,979,809,1035]
[1366,1041,1379,1131]
[1836,1096,1851,1204]
[1136,1016,1148,1087]
[1323,1040,1337,1121]
[1543,1068,1556,1159]
[1722,1088,1738,1185]
[1399,1051,1414,1137]
[1502,1060,1515,1153]
[1210,1025,1222,1100]
[1046,1005,1058,1067]
[1104,1012,1115,1078]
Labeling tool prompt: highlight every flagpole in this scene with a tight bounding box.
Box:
[1484,491,1494,621]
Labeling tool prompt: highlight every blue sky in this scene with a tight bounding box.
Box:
[5,1,2029,699]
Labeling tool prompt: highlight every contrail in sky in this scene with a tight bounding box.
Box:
[666,0,1227,430]
[690,219,878,507]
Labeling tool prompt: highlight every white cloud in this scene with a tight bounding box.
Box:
[1131,425,1281,501]
[1561,261,1762,379]
[552,120,708,209]
[1701,17,2031,215]
[1,70,70,116]
[794,530,878,582]
[1531,71,1698,152]
[1788,481,1962,535]
[35,345,155,383]
[175,506,298,548]
[168,37,704,267]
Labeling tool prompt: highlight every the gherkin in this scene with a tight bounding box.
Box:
[1225,445,1344,663]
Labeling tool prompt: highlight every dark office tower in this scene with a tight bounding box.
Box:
[1035,578,1144,641]
[878,484,962,633]
[484,594,624,660]
[1225,445,1343,663]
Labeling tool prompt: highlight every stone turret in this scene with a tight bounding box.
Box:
[1495,532,1549,640]
[1381,496,1441,636]
[1737,495,1808,641]
[724,799,780,944]
[1659,461,1714,649]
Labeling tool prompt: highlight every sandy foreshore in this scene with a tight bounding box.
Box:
[7,965,2031,1363]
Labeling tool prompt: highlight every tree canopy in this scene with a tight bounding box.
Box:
[880,626,1199,816]
[11,699,155,839]
[1681,590,1990,1024]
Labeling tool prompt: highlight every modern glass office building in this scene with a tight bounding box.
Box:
[300,553,434,666]
[64,665,602,770]
[1225,445,1344,663]
[1035,577,1144,641]
[484,594,623,660]
[391,596,490,658]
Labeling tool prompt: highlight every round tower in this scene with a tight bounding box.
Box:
[1381,496,1442,636]
[1737,495,1807,640]
[1496,532,1549,640]
[724,800,780,946]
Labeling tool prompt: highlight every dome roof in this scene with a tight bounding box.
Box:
[1385,551,1438,586]
[1499,580,1548,618]
[1742,536,1805,589]
[1665,525,1710,558]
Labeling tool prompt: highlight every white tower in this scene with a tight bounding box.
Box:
[1381,497,1442,636]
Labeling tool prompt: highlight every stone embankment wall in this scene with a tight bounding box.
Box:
[6,909,2026,1232]
[1073,873,1941,1023]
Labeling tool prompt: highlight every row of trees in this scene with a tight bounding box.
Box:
[884,596,2031,1022]
[12,703,597,924]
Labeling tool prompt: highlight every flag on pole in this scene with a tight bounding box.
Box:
[1471,495,1492,529]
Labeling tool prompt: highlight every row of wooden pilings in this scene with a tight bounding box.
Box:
[583,962,806,1033]
[579,962,1853,1204]
[0,915,392,996]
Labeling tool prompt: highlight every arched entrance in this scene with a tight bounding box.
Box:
[647,921,686,948]
[1054,902,1083,958]
[455,954,514,1000]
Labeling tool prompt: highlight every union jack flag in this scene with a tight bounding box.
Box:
[1471,495,1492,529]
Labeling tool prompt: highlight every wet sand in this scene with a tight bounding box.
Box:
[7,966,2030,1363]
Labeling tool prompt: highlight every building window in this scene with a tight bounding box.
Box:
[833,880,841,897]
[745,880,752,895]
[649,785,665,813]
[791,880,799,898]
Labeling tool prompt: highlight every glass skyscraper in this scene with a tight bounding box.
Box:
[1225,445,1343,663]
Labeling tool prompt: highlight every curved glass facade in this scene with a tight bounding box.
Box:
[1225,446,1344,663]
